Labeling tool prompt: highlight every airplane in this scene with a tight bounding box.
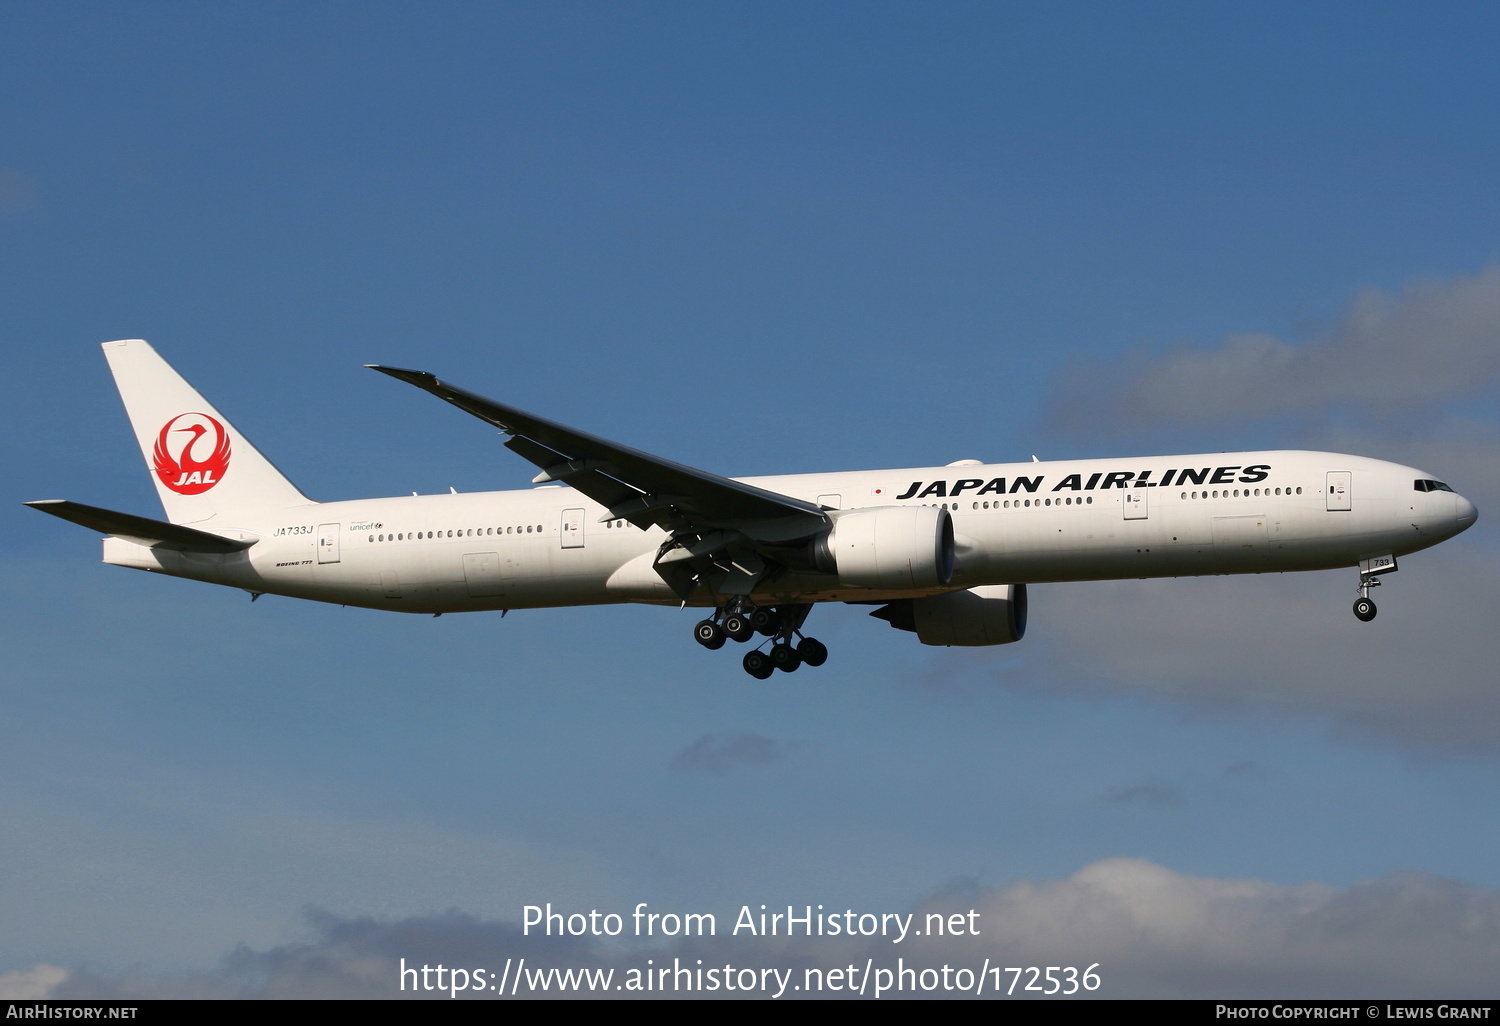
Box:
[26,340,1479,679]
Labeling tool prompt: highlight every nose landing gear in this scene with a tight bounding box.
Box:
[1352,555,1397,623]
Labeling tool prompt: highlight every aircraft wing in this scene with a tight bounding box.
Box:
[24,499,255,553]
[367,366,827,536]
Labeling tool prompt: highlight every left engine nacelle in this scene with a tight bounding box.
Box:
[812,505,954,590]
[873,583,1028,646]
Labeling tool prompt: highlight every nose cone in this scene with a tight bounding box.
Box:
[1457,494,1479,532]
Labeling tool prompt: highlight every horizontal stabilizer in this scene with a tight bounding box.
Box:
[24,500,255,553]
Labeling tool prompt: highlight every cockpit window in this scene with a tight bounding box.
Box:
[1414,479,1455,493]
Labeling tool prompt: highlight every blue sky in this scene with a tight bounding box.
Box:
[4,2,1500,998]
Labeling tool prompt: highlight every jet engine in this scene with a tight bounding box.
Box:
[812,505,954,590]
[872,583,1028,646]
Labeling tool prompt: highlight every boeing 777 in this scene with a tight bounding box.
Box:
[26,340,1479,678]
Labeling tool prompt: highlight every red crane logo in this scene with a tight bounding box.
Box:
[153,413,231,495]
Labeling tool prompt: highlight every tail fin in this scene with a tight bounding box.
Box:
[103,339,312,524]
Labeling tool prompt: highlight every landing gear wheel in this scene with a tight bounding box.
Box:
[722,613,754,643]
[1353,597,1377,622]
[796,637,828,667]
[694,619,725,649]
[770,643,802,672]
[751,608,778,636]
[743,650,774,679]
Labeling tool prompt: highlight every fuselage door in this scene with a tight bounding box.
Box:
[561,508,585,549]
[1123,488,1148,520]
[317,523,341,563]
[817,493,842,510]
[1326,471,1352,511]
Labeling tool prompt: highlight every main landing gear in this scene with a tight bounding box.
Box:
[1352,555,1398,623]
[693,603,828,679]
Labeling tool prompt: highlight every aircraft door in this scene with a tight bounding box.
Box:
[561,508,585,549]
[317,523,341,563]
[1326,471,1352,511]
[1123,489,1148,520]
[817,494,842,510]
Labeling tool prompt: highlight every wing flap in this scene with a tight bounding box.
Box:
[25,500,255,553]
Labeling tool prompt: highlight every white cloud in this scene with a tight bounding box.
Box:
[29,859,1500,998]
[916,859,1500,998]
[0,964,67,999]
[1048,265,1500,432]
[1025,541,1500,753]
[1019,269,1500,751]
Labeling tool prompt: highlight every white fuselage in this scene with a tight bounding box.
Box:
[101,449,1476,615]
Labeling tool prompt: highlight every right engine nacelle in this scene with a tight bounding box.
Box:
[813,505,954,590]
[873,583,1028,646]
